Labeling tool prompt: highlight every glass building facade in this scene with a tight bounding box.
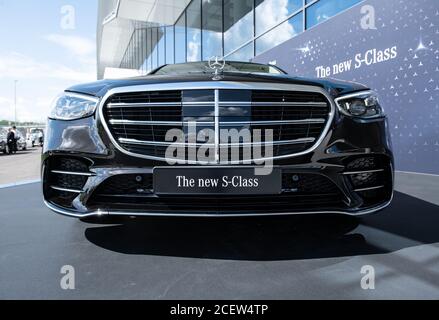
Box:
[120,0,363,74]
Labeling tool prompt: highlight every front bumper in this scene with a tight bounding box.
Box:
[41,110,394,218]
[44,195,393,218]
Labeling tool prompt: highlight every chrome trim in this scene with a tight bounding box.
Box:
[214,89,220,163]
[119,138,214,147]
[110,119,325,126]
[107,102,181,108]
[98,82,335,164]
[342,169,385,175]
[219,101,328,107]
[354,185,385,192]
[334,90,375,103]
[44,198,393,218]
[186,121,215,125]
[184,101,215,106]
[252,101,328,107]
[108,102,218,108]
[51,170,96,177]
[220,137,315,147]
[45,201,107,218]
[50,186,83,193]
[221,119,326,125]
[109,120,183,126]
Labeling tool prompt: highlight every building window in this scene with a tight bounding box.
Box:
[226,42,254,61]
[128,39,132,68]
[186,0,202,62]
[137,29,143,69]
[306,0,362,29]
[158,27,166,67]
[132,30,137,69]
[175,12,186,63]
[255,0,302,36]
[151,27,158,69]
[139,29,146,73]
[118,0,367,72]
[223,0,254,56]
[165,26,175,64]
[255,11,303,55]
[146,28,152,72]
[202,0,223,59]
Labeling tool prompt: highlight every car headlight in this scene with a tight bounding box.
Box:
[49,92,99,120]
[335,91,384,118]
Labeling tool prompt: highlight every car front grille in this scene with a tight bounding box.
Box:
[102,87,331,163]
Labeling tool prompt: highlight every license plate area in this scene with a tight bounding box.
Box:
[153,167,281,195]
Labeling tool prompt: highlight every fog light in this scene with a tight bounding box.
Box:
[135,175,143,183]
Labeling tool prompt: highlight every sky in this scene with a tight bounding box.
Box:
[0,0,98,122]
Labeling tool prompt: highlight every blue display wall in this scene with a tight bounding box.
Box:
[254,0,438,174]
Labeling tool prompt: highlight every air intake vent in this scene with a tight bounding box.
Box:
[344,156,393,208]
[252,90,328,103]
[88,173,344,214]
[45,157,93,208]
[108,91,182,104]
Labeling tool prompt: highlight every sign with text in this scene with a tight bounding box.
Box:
[153,167,282,195]
[254,0,439,174]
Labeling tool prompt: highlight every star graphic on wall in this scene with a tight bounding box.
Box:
[291,43,311,54]
[416,38,428,51]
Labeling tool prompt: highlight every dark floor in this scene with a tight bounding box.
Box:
[0,172,438,299]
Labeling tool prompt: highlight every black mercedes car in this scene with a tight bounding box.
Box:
[42,61,393,220]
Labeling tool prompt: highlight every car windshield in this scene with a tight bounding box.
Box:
[152,61,285,76]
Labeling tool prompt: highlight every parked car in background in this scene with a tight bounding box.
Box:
[0,127,28,153]
[15,130,27,151]
[28,128,44,147]
[0,128,9,154]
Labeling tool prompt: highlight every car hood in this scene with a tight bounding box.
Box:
[66,72,369,99]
